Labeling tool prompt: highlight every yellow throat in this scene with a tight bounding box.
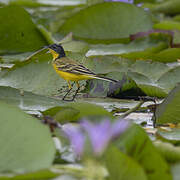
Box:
[49,49,59,60]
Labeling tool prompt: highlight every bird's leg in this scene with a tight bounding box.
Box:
[62,81,74,101]
[71,81,80,101]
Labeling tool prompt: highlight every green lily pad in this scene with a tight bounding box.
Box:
[84,56,133,74]
[154,21,180,31]
[0,52,86,97]
[59,2,153,43]
[157,67,180,92]
[154,140,180,163]
[116,124,172,180]
[0,52,33,64]
[86,71,138,98]
[84,56,179,98]
[0,86,63,112]
[104,146,148,180]
[157,128,180,145]
[121,44,180,63]
[151,0,180,15]
[155,83,180,124]
[43,102,113,123]
[137,84,167,98]
[0,5,48,54]
[86,30,173,58]
[130,60,169,81]
[0,169,59,180]
[86,37,158,57]
[0,101,55,173]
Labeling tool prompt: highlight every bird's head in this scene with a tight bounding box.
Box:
[47,44,66,60]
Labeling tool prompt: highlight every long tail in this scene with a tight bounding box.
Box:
[92,75,118,83]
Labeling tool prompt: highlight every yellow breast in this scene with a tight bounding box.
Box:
[52,64,93,82]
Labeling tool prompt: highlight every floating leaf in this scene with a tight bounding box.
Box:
[116,124,172,180]
[155,83,180,124]
[59,2,153,43]
[0,53,85,97]
[0,169,59,180]
[154,21,180,31]
[0,86,63,112]
[86,37,158,57]
[158,67,180,92]
[0,5,48,54]
[151,0,180,15]
[156,128,180,145]
[84,57,180,98]
[104,146,148,180]
[154,140,180,163]
[43,102,113,123]
[0,101,55,173]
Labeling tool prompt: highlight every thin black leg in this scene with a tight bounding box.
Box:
[71,86,80,101]
[62,82,75,101]
[71,82,80,101]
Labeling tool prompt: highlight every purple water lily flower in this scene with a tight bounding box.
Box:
[62,119,129,157]
[81,120,112,155]
[63,124,85,157]
[110,119,129,138]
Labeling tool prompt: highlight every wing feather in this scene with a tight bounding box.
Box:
[56,63,96,76]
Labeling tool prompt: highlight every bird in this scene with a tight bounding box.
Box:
[47,43,118,101]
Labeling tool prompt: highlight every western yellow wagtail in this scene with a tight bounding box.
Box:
[47,44,118,101]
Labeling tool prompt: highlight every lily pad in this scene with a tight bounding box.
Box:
[86,37,158,57]
[0,169,59,180]
[43,102,113,123]
[59,2,153,43]
[116,124,172,180]
[121,44,180,63]
[84,57,180,98]
[0,5,48,54]
[0,86,63,112]
[151,0,180,15]
[155,83,180,124]
[104,146,148,180]
[156,128,180,145]
[154,21,180,31]
[0,101,55,173]
[0,52,86,97]
[157,67,180,92]
[154,140,180,163]
[86,31,173,57]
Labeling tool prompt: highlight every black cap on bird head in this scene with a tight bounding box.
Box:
[48,44,66,58]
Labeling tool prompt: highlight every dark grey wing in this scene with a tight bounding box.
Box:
[57,63,96,76]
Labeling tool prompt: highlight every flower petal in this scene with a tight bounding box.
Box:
[111,119,129,138]
[81,120,111,155]
[62,124,85,157]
